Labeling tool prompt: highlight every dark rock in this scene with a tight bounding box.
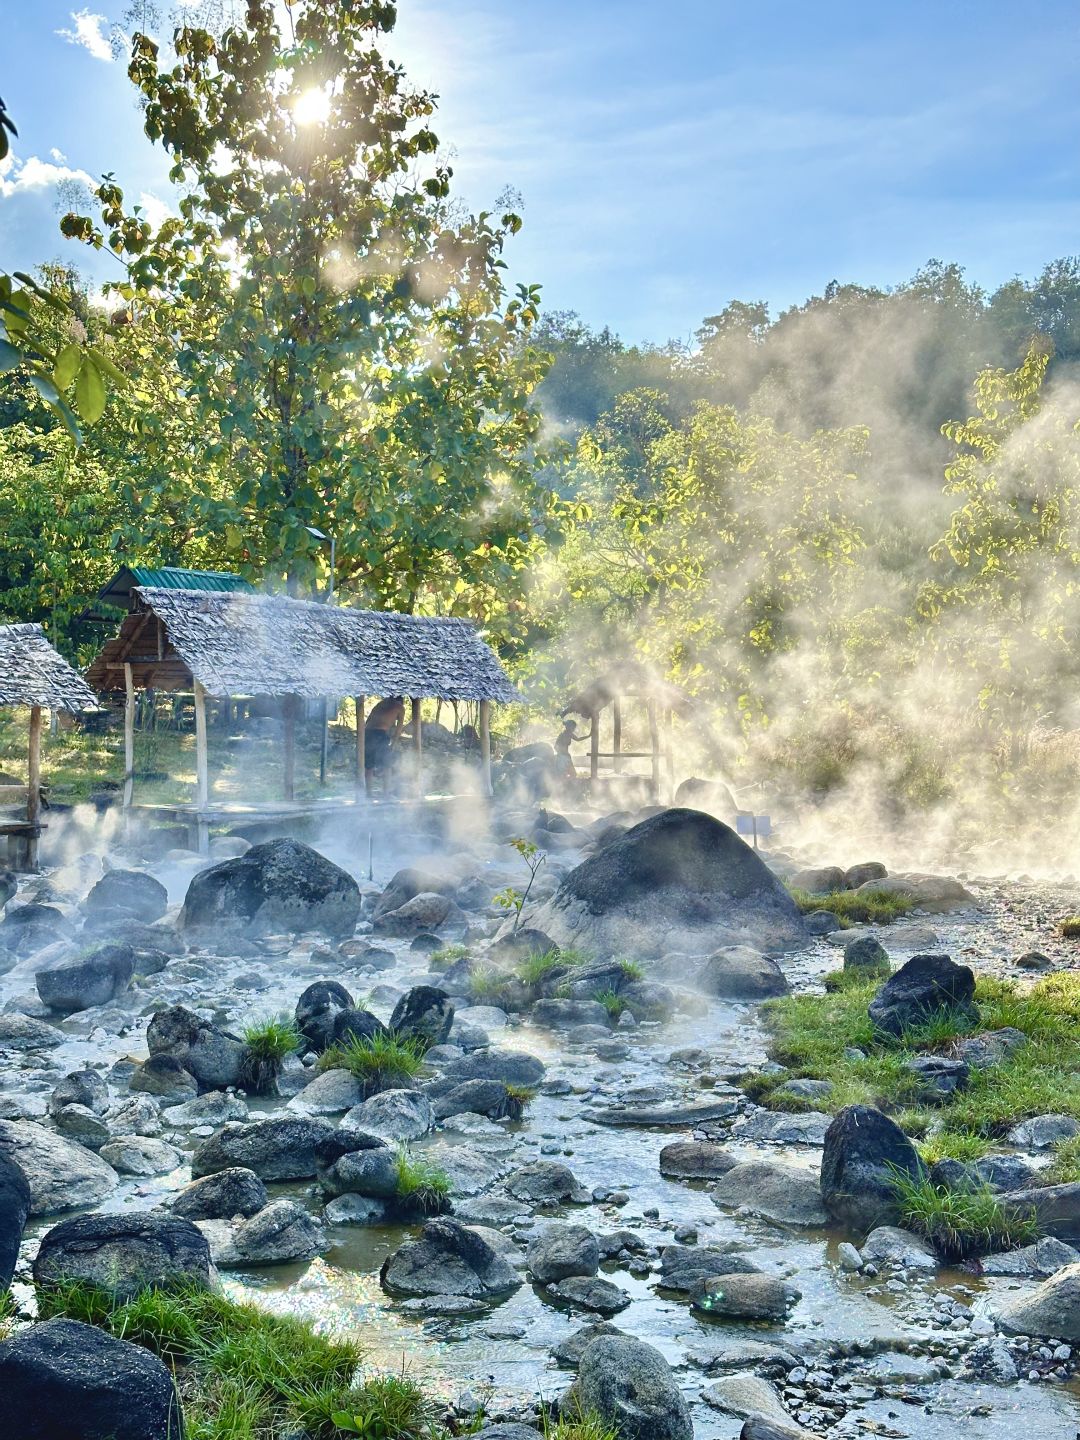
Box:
[996,1261,1080,1340]
[295,979,354,1053]
[48,1070,108,1117]
[867,953,977,1037]
[330,1007,389,1048]
[569,1335,693,1440]
[905,1054,969,1102]
[0,869,16,909]
[82,869,168,924]
[316,1134,399,1199]
[803,911,841,936]
[33,1212,211,1301]
[527,1223,599,1283]
[952,1027,1027,1069]
[487,928,557,966]
[146,1005,244,1091]
[999,1182,1080,1239]
[374,892,458,936]
[519,808,806,959]
[191,1115,335,1181]
[225,1199,323,1266]
[169,1166,268,1220]
[532,997,609,1028]
[389,985,454,1049]
[381,1216,520,1298]
[373,867,456,920]
[0,1316,183,1440]
[843,936,890,973]
[548,1274,630,1313]
[844,862,888,889]
[432,1079,514,1121]
[36,944,136,1013]
[692,1272,799,1320]
[0,1148,31,1289]
[179,837,361,935]
[438,1050,545,1090]
[130,1054,198,1101]
[505,1160,588,1205]
[552,1320,626,1366]
[1015,951,1052,971]
[410,932,442,953]
[699,947,790,999]
[674,776,738,817]
[790,866,845,894]
[820,1104,926,1233]
[659,1245,761,1294]
[974,1154,1038,1191]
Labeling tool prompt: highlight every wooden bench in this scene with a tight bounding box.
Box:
[0,820,44,871]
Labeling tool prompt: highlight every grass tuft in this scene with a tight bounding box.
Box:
[428,944,469,971]
[1046,1133,1080,1185]
[393,1147,452,1217]
[789,886,915,925]
[543,1404,619,1440]
[593,987,625,1020]
[1058,916,1080,938]
[499,1082,537,1120]
[330,1371,445,1437]
[517,948,568,988]
[317,1031,426,1097]
[889,1168,1039,1261]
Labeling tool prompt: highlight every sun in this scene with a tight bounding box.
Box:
[293,88,331,127]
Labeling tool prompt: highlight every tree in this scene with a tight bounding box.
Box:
[62,0,559,612]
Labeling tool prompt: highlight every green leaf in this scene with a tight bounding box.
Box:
[53,343,82,390]
[0,338,19,373]
[88,348,128,387]
[75,356,107,425]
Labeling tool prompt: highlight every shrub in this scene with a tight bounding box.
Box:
[238,1017,302,1097]
[317,1032,426,1097]
[499,1083,537,1121]
[888,1169,1038,1262]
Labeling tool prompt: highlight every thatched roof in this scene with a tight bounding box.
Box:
[0,624,97,712]
[85,588,520,703]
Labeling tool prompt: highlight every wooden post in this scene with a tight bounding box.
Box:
[589,709,600,781]
[647,698,660,798]
[194,681,209,809]
[26,705,42,871]
[479,699,492,797]
[283,694,296,801]
[123,662,135,810]
[411,698,423,798]
[355,696,367,797]
[612,696,623,774]
[665,707,676,802]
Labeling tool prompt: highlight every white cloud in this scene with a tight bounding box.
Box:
[50,148,67,163]
[0,153,94,199]
[56,9,113,63]
[137,190,173,230]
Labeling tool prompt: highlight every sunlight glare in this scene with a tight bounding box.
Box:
[293,88,331,127]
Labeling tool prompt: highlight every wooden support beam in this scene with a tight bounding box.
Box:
[27,706,42,827]
[194,680,209,808]
[479,699,492,797]
[590,709,600,781]
[647,698,660,798]
[411,698,423,798]
[612,697,623,774]
[123,662,135,810]
[665,707,676,802]
[355,696,367,796]
[283,695,296,801]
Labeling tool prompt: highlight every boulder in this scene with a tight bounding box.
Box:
[843,936,890,973]
[33,1212,212,1301]
[486,928,557,967]
[162,1090,248,1128]
[0,1317,183,1440]
[999,1182,1080,1239]
[221,1198,324,1266]
[820,1105,925,1233]
[374,867,456,920]
[505,1160,589,1205]
[844,862,887,890]
[438,1050,546,1090]
[674,776,738,817]
[699,947,790,999]
[170,1166,268,1220]
[375,892,456,936]
[295,979,354,1053]
[343,1088,433,1143]
[129,1054,199,1102]
[315,1133,399,1199]
[862,873,974,912]
[996,1262,1080,1340]
[0,1119,118,1215]
[981,1236,1080,1277]
[49,1070,109,1117]
[389,985,454,1049]
[146,1004,244,1091]
[867,954,977,1038]
[81,869,167,924]
[191,1115,335,1181]
[53,1104,109,1150]
[286,1068,368,1115]
[905,1054,969,1102]
[0,1013,61,1049]
[0,1149,31,1289]
[35,943,136,1013]
[381,1216,520,1298]
[659,1245,761,1294]
[569,1335,693,1440]
[711,1161,827,1227]
[659,1140,738,1179]
[548,1275,630,1313]
[329,1006,390,1048]
[859,1225,938,1271]
[179,837,361,935]
[518,809,806,959]
[527,1223,600,1284]
[693,1272,799,1321]
[790,867,845,894]
[1006,1114,1080,1150]
[98,1137,181,1176]
[705,1372,796,1425]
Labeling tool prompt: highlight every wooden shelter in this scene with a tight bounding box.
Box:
[0,623,97,869]
[85,587,519,842]
[562,661,692,800]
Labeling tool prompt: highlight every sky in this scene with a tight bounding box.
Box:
[4,1,1080,343]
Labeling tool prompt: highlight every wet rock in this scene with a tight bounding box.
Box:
[692,1272,800,1321]
[49,1070,108,1117]
[699,947,791,1000]
[859,1225,938,1271]
[381,1216,520,1298]
[999,1183,1080,1239]
[820,1105,926,1232]
[169,1166,268,1220]
[162,1090,248,1127]
[996,1261,1080,1340]
[98,1137,180,1176]
[53,1104,110,1150]
[286,1067,367,1115]
[505,1160,589,1205]
[329,1006,389,1048]
[375,892,457,936]
[343,1088,433,1142]
[844,862,888,889]
[568,1334,693,1440]
[191,1115,334,1181]
[33,1212,212,1301]
[527,1223,599,1283]
[548,1274,630,1313]
[295,979,354,1053]
[389,984,454,1048]
[0,1148,30,1289]
[705,1372,796,1425]
[735,1110,831,1145]
[0,1012,61,1049]
[374,868,457,920]
[180,837,361,935]
[619,979,675,1021]
[552,1320,626,1366]
[433,1079,513,1121]
[803,910,842,936]
[486,928,557,967]
[969,1337,1019,1384]
[0,1119,118,1214]
[843,936,890,973]
[439,1050,546,1090]
[520,809,806,959]
[586,1096,739,1127]
[659,1244,761,1293]
[36,943,136,1013]
[867,953,977,1037]
[82,869,168,924]
[659,1140,738,1179]
[981,1236,1080,1277]
[0,1316,183,1440]
[712,1160,828,1227]
[1006,1114,1080,1150]
[324,1193,386,1225]
[532,997,610,1028]
[790,867,845,894]
[129,1054,198,1101]
[315,1132,399,1199]
[146,1004,244,1092]
[218,1198,324,1266]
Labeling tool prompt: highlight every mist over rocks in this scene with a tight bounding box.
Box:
[179,837,361,935]
[515,808,807,960]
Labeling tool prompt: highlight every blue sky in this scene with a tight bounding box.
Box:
[4,1,1080,342]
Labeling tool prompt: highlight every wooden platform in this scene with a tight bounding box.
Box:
[0,819,44,871]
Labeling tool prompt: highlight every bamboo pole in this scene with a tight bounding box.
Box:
[612,696,623,774]
[26,705,41,870]
[411,698,423,798]
[123,662,135,810]
[283,695,296,801]
[647,698,660,798]
[665,707,676,802]
[479,699,492,797]
[355,696,366,796]
[194,681,209,808]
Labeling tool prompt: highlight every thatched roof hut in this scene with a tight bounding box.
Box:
[0,623,97,712]
[86,587,518,703]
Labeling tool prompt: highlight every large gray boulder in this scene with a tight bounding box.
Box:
[0,1149,30,1290]
[0,1317,183,1440]
[169,1166,269,1221]
[867,954,978,1037]
[191,1115,334,1181]
[0,1119,118,1215]
[35,944,136,1013]
[699,946,790,999]
[518,808,806,959]
[712,1160,827,1227]
[389,985,454,1049]
[146,1004,244,1091]
[820,1105,925,1233]
[82,869,168,924]
[180,837,361,935]
[569,1335,693,1440]
[527,1223,599,1284]
[381,1217,520,1298]
[996,1262,1080,1340]
[33,1212,212,1301]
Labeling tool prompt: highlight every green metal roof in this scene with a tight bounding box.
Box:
[98,566,256,606]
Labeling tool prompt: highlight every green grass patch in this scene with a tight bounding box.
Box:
[393,1147,451,1218]
[499,1082,537,1121]
[889,1169,1039,1262]
[330,1372,446,1437]
[467,964,517,1007]
[242,1017,302,1060]
[789,886,915,925]
[754,972,1080,1143]
[517,948,567,988]
[592,987,626,1020]
[616,958,644,982]
[317,1031,426,1097]
[1058,916,1080,938]
[917,1132,991,1164]
[543,1406,619,1440]
[428,944,469,971]
[1046,1133,1080,1185]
